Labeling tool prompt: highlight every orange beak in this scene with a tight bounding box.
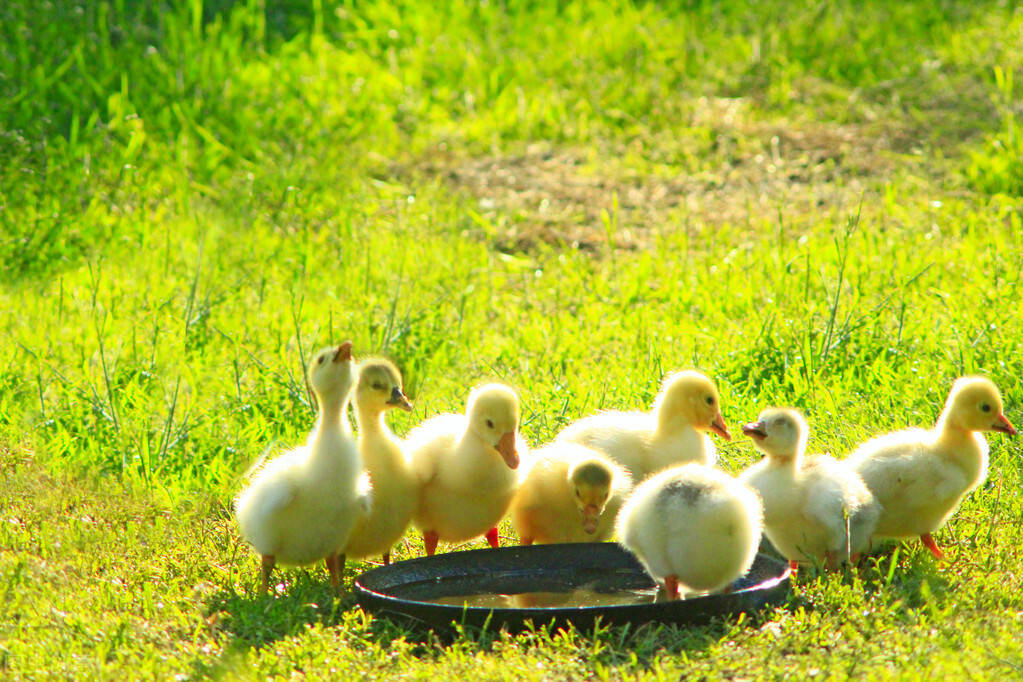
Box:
[710,412,731,441]
[993,414,1018,435]
[496,432,519,469]
[386,386,414,412]
[581,504,600,534]
[742,421,767,440]
[333,341,353,363]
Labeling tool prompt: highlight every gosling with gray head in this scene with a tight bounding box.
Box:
[510,441,631,544]
[342,358,416,568]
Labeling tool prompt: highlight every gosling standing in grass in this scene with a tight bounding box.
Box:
[510,442,631,545]
[557,370,731,483]
[740,408,879,570]
[408,383,525,555]
[617,463,763,600]
[341,359,416,570]
[847,376,1016,559]
[234,342,371,593]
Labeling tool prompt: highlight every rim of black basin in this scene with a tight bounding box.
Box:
[354,542,791,633]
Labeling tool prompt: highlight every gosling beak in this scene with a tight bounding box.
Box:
[333,341,353,363]
[496,431,519,469]
[386,386,414,412]
[581,504,600,534]
[709,412,732,441]
[992,414,1018,435]
[742,421,768,440]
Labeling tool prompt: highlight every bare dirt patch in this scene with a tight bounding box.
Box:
[412,98,916,252]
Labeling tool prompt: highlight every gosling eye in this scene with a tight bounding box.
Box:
[317,355,326,365]
[372,382,384,390]
[980,403,991,413]
[486,419,494,429]
[705,396,715,406]
[575,489,582,499]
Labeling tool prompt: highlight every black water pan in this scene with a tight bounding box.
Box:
[354,542,790,633]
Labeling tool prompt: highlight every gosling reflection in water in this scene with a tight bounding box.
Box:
[427,585,662,609]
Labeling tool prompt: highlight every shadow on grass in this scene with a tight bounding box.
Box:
[782,541,958,622]
[859,542,957,604]
[204,571,357,649]
[203,540,960,673]
[357,607,745,670]
[202,570,768,672]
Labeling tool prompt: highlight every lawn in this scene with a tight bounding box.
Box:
[2,0,1023,678]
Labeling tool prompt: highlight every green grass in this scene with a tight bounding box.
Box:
[2,0,1023,678]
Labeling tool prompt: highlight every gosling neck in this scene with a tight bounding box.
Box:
[766,449,801,470]
[355,400,390,436]
[933,415,980,451]
[459,426,494,457]
[656,405,694,438]
[314,387,351,433]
